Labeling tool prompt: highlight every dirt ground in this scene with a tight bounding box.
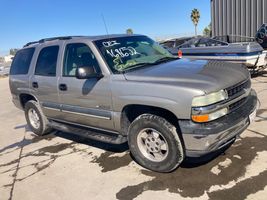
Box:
[0,73,267,200]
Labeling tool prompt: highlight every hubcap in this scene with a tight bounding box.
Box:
[28,108,40,129]
[137,128,169,162]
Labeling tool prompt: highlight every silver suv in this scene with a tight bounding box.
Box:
[9,35,257,172]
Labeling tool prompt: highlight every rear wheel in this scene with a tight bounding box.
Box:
[25,100,52,136]
[128,114,184,172]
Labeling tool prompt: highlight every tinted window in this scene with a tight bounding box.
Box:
[10,48,35,75]
[63,43,100,76]
[160,41,175,48]
[179,38,200,48]
[175,38,192,47]
[197,38,227,47]
[35,46,59,76]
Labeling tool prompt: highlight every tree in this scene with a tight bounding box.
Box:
[126,28,133,35]
[191,9,200,36]
[9,48,19,55]
[203,23,212,37]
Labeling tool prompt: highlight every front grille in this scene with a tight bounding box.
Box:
[229,98,246,112]
[227,79,251,98]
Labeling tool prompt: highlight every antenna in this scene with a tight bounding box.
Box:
[101,14,109,35]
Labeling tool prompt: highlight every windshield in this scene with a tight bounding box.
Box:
[94,35,176,73]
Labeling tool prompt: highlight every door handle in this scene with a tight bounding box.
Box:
[59,84,67,91]
[32,82,38,88]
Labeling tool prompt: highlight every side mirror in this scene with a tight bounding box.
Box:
[75,66,103,79]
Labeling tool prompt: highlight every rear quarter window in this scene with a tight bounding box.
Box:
[10,48,35,75]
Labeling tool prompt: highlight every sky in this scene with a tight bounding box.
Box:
[0,0,210,55]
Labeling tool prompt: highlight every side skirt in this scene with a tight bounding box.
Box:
[48,119,127,145]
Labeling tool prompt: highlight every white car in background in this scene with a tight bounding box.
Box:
[0,65,10,76]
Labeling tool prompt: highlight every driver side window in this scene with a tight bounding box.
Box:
[63,43,100,77]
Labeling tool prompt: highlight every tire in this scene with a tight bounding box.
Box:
[128,114,184,172]
[24,100,52,136]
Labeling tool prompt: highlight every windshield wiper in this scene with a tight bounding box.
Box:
[153,56,179,64]
[121,62,155,73]
[120,57,178,73]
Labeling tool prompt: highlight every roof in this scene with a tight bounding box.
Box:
[23,34,144,48]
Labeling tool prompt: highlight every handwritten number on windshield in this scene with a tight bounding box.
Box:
[106,47,140,58]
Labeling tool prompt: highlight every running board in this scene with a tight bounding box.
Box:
[49,120,127,144]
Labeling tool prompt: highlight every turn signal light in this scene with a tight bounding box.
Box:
[192,108,228,123]
[191,114,209,123]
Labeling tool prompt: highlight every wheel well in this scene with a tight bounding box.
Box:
[19,94,37,108]
[120,104,179,135]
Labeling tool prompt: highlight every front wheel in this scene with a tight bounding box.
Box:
[128,114,184,172]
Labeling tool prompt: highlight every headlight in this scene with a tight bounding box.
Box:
[191,90,229,123]
[192,107,228,123]
[192,90,228,107]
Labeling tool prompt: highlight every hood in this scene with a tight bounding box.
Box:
[123,59,249,94]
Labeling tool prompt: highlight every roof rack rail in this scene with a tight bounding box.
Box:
[38,36,72,43]
[23,36,73,47]
[23,41,39,47]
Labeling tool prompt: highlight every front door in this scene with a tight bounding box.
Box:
[58,42,114,131]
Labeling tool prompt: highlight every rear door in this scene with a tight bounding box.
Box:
[57,42,114,131]
[30,44,61,118]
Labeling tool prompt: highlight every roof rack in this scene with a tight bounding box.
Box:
[23,41,39,47]
[23,36,73,47]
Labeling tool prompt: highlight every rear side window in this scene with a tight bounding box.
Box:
[10,48,35,75]
[35,46,59,76]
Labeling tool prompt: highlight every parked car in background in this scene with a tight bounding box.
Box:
[162,36,267,73]
[9,35,257,172]
[0,65,10,76]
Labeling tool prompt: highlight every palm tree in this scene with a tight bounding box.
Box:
[191,9,200,36]
[126,28,133,35]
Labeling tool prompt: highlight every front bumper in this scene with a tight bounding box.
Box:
[179,89,257,157]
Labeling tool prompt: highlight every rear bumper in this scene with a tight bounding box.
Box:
[179,89,257,157]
